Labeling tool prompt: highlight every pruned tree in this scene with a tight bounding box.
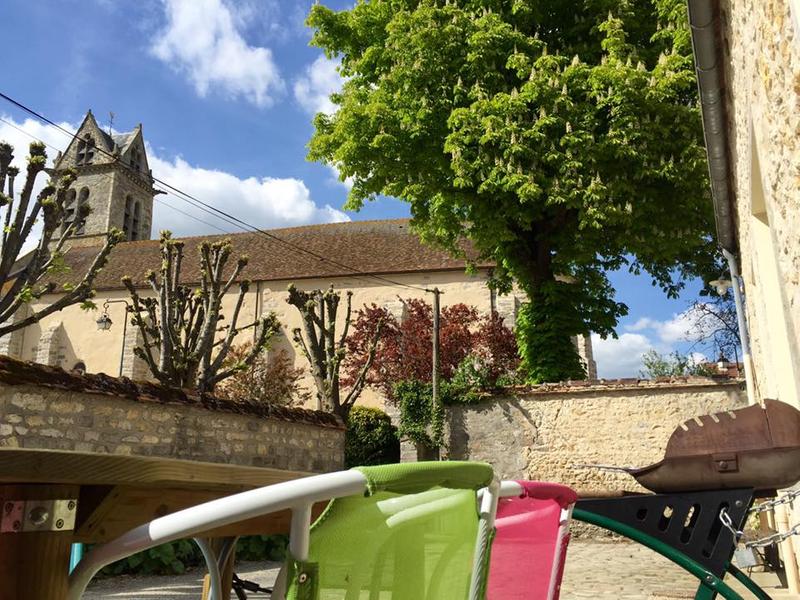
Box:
[287,284,383,418]
[0,141,121,336]
[123,231,280,393]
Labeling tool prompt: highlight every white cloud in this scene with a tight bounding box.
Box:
[591,333,655,379]
[624,307,705,345]
[293,56,344,116]
[149,151,349,237]
[0,116,78,254]
[0,116,348,247]
[327,164,354,190]
[151,0,283,107]
[593,305,721,378]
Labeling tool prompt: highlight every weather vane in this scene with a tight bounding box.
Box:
[108,111,115,135]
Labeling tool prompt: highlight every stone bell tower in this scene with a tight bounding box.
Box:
[51,110,156,244]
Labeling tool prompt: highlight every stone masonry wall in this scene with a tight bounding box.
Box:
[0,380,344,474]
[443,379,747,492]
[722,0,800,405]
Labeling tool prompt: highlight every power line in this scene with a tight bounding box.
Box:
[0,116,230,234]
[0,92,433,294]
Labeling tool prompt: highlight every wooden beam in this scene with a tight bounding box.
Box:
[0,448,310,489]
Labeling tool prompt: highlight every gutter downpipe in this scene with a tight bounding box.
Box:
[687,0,756,405]
[722,248,757,406]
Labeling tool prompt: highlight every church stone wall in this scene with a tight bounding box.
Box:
[108,170,154,241]
[69,169,116,235]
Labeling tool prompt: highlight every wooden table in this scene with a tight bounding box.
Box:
[0,448,316,599]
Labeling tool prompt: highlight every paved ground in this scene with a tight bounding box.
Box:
[85,541,799,599]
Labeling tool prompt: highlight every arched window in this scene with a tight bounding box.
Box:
[132,201,141,241]
[76,136,95,165]
[75,188,89,235]
[71,361,87,375]
[61,189,77,235]
[123,196,133,239]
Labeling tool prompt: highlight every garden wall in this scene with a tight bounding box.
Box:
[434,377,747,493]
[0,357,345,473]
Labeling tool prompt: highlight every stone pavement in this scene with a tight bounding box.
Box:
[85,541,799,599]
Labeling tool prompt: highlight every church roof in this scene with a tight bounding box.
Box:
[51,219,487,291]
[108,131,138,153]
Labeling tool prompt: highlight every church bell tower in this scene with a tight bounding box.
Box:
[51,110,156,244]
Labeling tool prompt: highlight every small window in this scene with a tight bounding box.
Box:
[76,136,95,166]
[132,201,141,241]
[61,189,77,235]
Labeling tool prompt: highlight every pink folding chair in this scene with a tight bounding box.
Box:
[487,480,578,600]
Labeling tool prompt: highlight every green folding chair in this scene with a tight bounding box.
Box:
[276,461,497,600]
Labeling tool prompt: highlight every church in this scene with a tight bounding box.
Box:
[0,111,596,407]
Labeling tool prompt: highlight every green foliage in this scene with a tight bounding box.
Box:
[102,540,200,576]
[100,535,289,577]
[235,535,288,562]
[344,405,400,468]
[394,380,440,448]
[306,0,717,383]
[516,289,588,382]
[639,349,717,378]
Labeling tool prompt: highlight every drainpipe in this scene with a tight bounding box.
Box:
[722,249,757,406]
[688,1,757,404]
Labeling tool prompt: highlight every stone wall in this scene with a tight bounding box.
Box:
[721,0,800,408]
[0,358,345,474]
[442,378,747,492]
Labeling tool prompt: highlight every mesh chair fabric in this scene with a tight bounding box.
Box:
[285,462,493,600]
[487,481,577,600]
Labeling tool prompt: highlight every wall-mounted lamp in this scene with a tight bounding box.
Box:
[95,299,130,376]
[95,306,113,331]
[708,278,733,296]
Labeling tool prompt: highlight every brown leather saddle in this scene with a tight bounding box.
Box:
[620,399,800,494]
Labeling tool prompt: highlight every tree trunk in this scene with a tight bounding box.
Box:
[515,230,587,383]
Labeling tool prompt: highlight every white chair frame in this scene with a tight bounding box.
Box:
[67,470,500,600]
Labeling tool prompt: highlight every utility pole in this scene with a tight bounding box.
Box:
[431,287,441,460]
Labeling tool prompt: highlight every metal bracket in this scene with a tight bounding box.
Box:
[576,488,754,577]
[1,498,78,533]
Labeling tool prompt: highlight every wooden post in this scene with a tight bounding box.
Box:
[430,287,441,461]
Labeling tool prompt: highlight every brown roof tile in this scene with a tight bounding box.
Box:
[52,219,485,291]
[0,355,344,429]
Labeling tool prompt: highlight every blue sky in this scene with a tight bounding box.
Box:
[1,0,721,377]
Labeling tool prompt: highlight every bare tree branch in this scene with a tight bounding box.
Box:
[0,141,122,338]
